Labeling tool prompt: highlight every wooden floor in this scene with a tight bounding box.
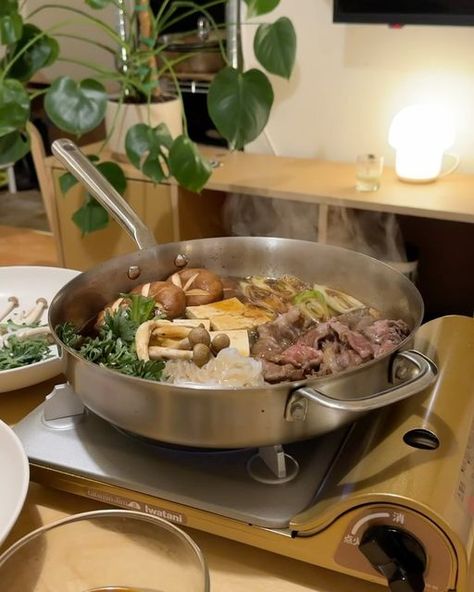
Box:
[0,225,58,266]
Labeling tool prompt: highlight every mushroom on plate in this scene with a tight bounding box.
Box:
[0,325,51,348]
[0,296,19,323]
[22,297,48,325]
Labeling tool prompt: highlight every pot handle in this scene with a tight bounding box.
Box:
[286,350,437,420]
[51,138,157,250]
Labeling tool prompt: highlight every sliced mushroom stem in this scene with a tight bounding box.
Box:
[22,298,48,325]
[136,320,161,361]
[178,337,191,349]
[136,320,186,361]
[158,337,192,350]
[0,296,19,322]
[148,346,194,361]
[151,325,192,339]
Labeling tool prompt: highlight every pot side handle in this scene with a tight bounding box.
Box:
[287,350,437,418]
[51,138,157,251]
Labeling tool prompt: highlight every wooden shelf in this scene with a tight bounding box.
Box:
[46,145,474,224]
[43,143,473,315]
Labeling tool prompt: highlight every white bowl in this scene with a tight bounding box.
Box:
[0,419,29,546]
[0,266,80,393]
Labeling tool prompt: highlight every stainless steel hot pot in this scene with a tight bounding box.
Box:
[48,140,437,449]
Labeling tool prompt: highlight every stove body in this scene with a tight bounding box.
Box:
[14,316,474,591]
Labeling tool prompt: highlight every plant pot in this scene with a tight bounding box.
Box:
[105,97,183,161]
[158,26,226,74]
[161,47,225,74]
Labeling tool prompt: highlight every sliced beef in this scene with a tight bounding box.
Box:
[253,304,410,384]
[328,319,374,359]
[276,343,324,368]
[319,342,364,376]
[252,306,310,360]
[261,359,305,383]
[297,322,332,348]
[336,307,382,331]
[362,319,410,357]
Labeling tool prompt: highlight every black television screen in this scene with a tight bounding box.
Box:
[333,1,474,26]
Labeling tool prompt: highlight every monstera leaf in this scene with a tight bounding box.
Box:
[254,17,296,79]
[168,136,212,193]
[7,24,59,81]
[244,0,280,17]
[125,122,173,184]
[0,0,19,14]
[72,199,110,236]
[0,78,30,136]
[0,12,22,45]
[0,129,30,165]
[45,77,107,135]
[208,66,274,150]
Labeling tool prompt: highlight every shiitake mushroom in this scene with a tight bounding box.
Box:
[131,281,186,319]
[168,268,223,306]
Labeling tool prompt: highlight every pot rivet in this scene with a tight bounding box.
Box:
[127,265,141,280]
[290,401,307,421]
[395,364,409,380]
[174,254,189,268]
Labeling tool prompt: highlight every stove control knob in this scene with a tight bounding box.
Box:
[359,525,426,592]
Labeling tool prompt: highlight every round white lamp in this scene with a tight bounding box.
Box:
[388,104,457,183]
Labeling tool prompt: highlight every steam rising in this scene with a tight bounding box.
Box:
[223,195,408,263]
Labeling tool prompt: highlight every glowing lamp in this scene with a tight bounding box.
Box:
[388,104,456,183]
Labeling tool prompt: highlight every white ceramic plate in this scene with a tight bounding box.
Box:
[0,419,29,546]
[0,266,80,393]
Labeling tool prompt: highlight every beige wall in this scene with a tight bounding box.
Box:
[242,0,474,173]
[22,0,474,172]
[23,0,116,83]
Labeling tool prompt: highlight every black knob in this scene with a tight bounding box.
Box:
[359,525,426,592]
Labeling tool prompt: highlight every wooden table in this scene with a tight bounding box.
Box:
[40,144,474,319]
[0,379,382,592]
[0,226,57,267]
[47,143,474,224]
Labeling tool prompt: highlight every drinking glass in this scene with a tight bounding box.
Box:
[355,154,384,192]
[0,509,210,592]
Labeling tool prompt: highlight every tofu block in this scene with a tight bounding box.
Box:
[209,315,257,331]
[185,297,246,319]
[186,298,272,331]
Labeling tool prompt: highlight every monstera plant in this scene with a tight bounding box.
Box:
[0,0,296,234]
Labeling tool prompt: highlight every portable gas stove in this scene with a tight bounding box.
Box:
[13,316,474,591]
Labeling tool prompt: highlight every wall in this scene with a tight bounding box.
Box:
[24,0,474,171]
[20,0,473,315]
[23,0,117,84]
[238,0,474,318]
[241,0,474,173]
